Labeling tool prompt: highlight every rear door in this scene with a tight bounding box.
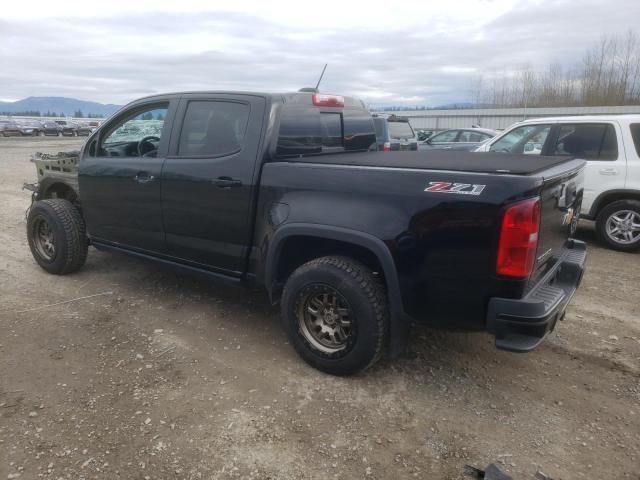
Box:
[161,94,266,275]
[547,122,626,216]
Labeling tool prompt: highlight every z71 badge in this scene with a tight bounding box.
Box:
[424,181,486,196]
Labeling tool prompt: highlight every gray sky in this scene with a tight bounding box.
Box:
[1,0,639,106]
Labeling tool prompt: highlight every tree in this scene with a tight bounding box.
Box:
[469,30,640,108]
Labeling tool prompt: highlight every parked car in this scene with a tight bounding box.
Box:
[0,120,23,136]
[41,121,64,136]
[24,90,586,375]
[419,128,497,151]
[16,119,44,136]
[54,120,79,136]
[372,114,418,151]
[476,115,640,251]
[76,123,96,136]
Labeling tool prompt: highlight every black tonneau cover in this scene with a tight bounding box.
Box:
[279,150,573,175]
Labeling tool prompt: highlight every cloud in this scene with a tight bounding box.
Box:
[0,0,639,106]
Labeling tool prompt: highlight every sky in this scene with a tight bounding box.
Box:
[1,0,639,107]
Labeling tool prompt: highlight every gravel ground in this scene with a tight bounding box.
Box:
[1,137,639,480]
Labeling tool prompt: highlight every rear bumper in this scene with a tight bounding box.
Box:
[487,239,587,352]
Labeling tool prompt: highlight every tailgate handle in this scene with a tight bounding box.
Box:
[213,177,242,188]
[600,168,618,175]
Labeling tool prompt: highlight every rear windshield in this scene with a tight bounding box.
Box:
[388,121,414,140]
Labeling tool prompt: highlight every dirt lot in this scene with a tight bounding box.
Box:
[0,137,639,480]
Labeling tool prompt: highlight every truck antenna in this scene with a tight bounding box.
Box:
[315,64,328,91]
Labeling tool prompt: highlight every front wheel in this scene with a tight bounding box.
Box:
[595,200,640,252]
[281,256,389,375]
[27,199,88,274]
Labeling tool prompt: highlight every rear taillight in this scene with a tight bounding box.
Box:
[383,141,391,152]
[496,197,541,278]
[312,94,344,107]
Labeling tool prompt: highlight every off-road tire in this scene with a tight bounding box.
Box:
[281,256,389,376]
[595,200,640,252]
[27,199,88,274]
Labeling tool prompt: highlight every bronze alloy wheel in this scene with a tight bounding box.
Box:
[297,284,354,354]
[32,216,56,261]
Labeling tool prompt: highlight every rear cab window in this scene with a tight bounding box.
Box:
[276,97,375,156]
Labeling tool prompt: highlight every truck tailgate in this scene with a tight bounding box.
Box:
[532,161,585,282]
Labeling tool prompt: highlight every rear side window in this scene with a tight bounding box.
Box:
[551,123,618,160]
[178,101,250,157]
[630,123,640,157]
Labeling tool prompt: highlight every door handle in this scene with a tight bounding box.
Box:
[134,173,155,184]
[600,168,618,175]
[443,146,453,150]
[212,176,242,188]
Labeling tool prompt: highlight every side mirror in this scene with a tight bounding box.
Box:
[425,138,432,145]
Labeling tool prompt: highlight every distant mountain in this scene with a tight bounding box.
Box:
[0,96,122,117]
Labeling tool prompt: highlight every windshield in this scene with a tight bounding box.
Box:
[388,121,414,140]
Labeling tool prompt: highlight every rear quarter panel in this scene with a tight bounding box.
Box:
[252,162,546,329]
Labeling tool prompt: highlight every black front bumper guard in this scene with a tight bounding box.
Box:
[487,239,587,352]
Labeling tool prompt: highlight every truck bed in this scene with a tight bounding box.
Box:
[280,150,572,175]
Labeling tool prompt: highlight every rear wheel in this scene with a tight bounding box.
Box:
[27,199,88,274]
[596,200,640,252]
[281,256,389,375]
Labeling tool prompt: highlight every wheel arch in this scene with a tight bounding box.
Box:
[265,224,406,322]
[38,178,79,204]
[587,189,640,219]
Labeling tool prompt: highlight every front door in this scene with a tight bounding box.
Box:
[161,95,266,275]
[79,99,175,253]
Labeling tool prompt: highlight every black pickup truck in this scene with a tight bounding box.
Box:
[25,90,587,375]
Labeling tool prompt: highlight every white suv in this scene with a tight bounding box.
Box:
[476,115,640,251]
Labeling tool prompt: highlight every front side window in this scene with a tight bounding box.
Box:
[552,123,618,160]
[99,104,168,157]
[490,124,551,155]
[430,130,458,143]
[178,101,250,157]
[459,131,489,142]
